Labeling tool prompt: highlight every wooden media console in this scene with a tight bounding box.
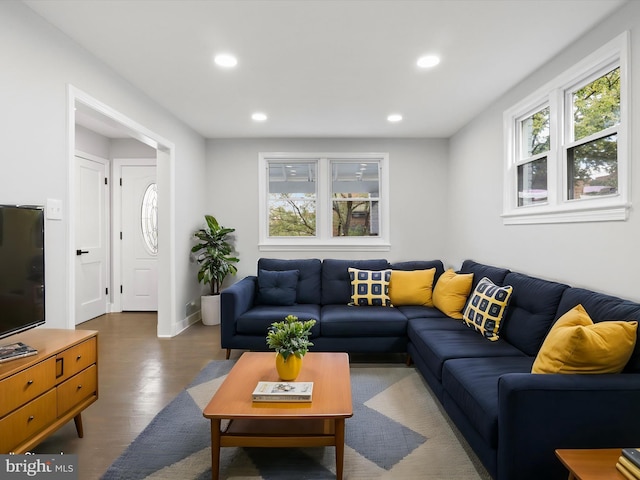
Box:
[0,328,98,453]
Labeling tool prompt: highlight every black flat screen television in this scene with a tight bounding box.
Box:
[0,205,45,341]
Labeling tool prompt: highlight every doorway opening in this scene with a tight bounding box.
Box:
[67,85,176,337]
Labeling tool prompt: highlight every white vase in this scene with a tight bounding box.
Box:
[201,294,221,325]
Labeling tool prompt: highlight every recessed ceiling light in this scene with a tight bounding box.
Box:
[251,112,267,122]
[416,55,440,69]
[214,54,238,68]
[387,114,403,123]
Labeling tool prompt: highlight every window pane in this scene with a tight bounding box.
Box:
[331,162,379,199]
[567,134,617,200]
[332,200,379,236]
[268,162,316,236]
[517,158,547,206]
[140,183,158,254]
[573,67,620,141]
[331,161,380,236]
[520,107,550,157]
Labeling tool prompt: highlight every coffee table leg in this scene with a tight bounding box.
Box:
[211,419,221,480]
[335,418,345,480]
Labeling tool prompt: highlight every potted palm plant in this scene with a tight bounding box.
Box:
[191,215,239,325]
[266,315,316,380]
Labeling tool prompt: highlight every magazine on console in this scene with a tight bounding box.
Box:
[0,342,38,363]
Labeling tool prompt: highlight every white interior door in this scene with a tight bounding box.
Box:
[75,154,109,324]
[120,163,158,311]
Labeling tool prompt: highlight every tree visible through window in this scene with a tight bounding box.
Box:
[568,67,620,199]
[331,162,379,237]
[517,106,550,206]
[503,32,628,224]
[260,153,389,248]
[268,162,316,236]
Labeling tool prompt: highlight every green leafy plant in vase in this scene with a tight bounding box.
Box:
[266,314,316,380]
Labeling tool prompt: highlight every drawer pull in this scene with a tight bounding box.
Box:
[28,415,34,422]
[77,384,83,389]
[77,355,82,360]
[27,379,34,385]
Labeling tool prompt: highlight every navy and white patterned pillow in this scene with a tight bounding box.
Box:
[348,268,392,307]
[462,277,512,341]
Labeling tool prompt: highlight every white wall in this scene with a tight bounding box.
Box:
[207,138,449,280]
[1,1,207,333]
[447,1,640,301]
[75,125,110,159]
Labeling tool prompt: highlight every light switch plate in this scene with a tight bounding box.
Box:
[46,198,63,220]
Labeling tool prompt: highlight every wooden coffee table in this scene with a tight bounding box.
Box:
[555,449,626,479]
[203,352,353,480]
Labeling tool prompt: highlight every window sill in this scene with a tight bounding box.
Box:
[258,240,391,252]
[502,202,630,225]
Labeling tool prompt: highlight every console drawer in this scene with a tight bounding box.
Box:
[0,389,57,453]
[56,337,97,383]
[57,365,97,416]
[0,358,56,417]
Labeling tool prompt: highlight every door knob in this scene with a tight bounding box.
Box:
[76,250,89,256]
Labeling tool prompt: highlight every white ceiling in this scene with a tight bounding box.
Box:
[25,0,626,139]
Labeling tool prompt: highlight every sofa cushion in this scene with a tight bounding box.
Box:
[398,306,453,320]
[258,258,322,304]
[348,268,392,306]
[499,272,570,356]
[320,304,408,336]
[532,304,638,374]
[256,269,299,306]
[442,356,535,448]
[462,277,513,341]
[236,304,321,337]
[389,268,436,307]
[555,287,640,373]
[459,260,510,291]
[321,259,389,305]
[432,269,474,319]
[407,317,470,335]
[407,327,526,382]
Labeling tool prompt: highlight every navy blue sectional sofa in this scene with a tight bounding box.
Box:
[220,258,640,480]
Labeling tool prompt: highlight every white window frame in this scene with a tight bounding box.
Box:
[258,152,390,251]
[503,32,630,225]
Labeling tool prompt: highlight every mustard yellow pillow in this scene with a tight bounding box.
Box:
[432,269,474,319]
[388,268,436,307]
[532,304,638,374]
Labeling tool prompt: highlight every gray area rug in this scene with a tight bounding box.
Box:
[101,360,491,479]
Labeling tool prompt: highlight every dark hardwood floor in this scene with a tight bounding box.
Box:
[32,312,240,479]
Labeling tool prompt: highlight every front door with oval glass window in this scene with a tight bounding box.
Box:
[121,164,158,311]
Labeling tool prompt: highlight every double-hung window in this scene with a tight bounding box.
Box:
[503,32,629,224]
[259,152,390,250]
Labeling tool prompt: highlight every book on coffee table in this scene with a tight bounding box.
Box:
[0,342,38,363]
[622,449,640,470]
[252,381,313,402]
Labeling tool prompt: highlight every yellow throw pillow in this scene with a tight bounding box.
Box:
[462,277,513,341]
[432,269,474,319]
[388,268,436,307]
[532,304,638,374]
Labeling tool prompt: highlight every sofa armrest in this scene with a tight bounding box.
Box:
[220,276,257,347]
[497,372,640,480]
